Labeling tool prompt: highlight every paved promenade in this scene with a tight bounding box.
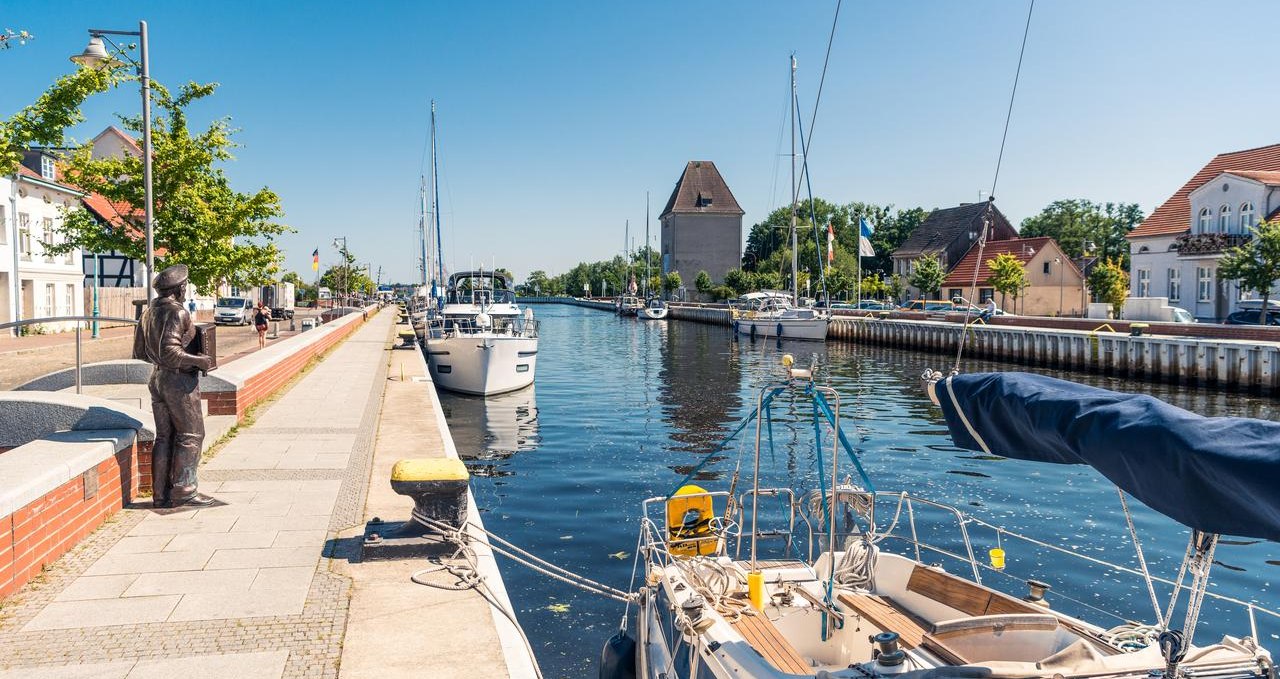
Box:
[0,310,395,678]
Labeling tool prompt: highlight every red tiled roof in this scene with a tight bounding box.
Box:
[1226,170,1280,185]
[81,192,140,231]
[1129,143,1280,239]
[659,161,744,218]
[942,237,1078,287]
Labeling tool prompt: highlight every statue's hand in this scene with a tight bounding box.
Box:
[196,356,215,373]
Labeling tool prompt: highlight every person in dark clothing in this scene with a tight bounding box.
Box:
[254,302,270,349]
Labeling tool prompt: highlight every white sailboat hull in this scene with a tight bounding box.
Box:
[733,315,828,340]
[426,334,538,396]
[638,307,668,320]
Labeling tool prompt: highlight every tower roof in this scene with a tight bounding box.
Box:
[659,161,744,219]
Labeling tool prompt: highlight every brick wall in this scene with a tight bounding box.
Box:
[0,441,144,599]
[204,308,374,419]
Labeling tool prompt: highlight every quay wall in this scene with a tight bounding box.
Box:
[522,298,1280,393]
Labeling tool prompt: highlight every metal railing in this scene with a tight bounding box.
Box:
[0,315,138,394]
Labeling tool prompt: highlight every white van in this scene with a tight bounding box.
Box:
[214,296,253,325]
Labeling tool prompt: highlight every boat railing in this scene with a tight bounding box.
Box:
[868,491,1280,636]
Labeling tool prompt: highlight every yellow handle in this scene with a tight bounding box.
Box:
[747,571,765,610]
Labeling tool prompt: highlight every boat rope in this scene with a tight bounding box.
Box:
[408,516,547,679]
[411,510,637,604]
[664,387,786,501]
[1180,532,1219,647]
[1162,535,1196,630]
[1116,487,1165,626]
[794,89,829,304]
[951,0,1035,373]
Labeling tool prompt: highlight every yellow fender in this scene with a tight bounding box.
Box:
[667,484,718,557]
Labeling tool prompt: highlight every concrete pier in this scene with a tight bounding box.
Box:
[0,308,537,678]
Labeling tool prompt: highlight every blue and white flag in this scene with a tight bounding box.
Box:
[858,218,876,258]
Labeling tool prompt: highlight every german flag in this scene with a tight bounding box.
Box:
[311,248,319,271]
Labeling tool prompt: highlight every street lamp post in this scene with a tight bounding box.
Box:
[72,21,155,299]
[1055,256,1063,316]
[332,237,348,307]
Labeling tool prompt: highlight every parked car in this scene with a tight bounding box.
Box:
[900,299,955,313]
[213,296,253,325]
[1224,310,1280,326]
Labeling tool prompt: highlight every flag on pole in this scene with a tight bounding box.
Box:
[826,223,835,264]
[311,248,319,271]
[858,218,876,258]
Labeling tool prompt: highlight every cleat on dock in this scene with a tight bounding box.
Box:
[359,458,470,561]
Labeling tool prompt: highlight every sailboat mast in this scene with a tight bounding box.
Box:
[790,54,800,305]
[644,192,651,298]
[431,100,445,293]
[625,219,630,293]
[419,176,429,287]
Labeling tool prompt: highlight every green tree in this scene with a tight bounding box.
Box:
[662,270,682,296]
[319,249,373,300]
[886,273,905,303]
[56,81,290,293]
[907,254,944,299]
[986,252,1029,312]
[724,269,752,295]
[0,29,35,50]
[280,271,315,302]
[694,270,713,295]
[1219,218,1280,325]
[1088,258,1129,318]
[1020,199,1144,266]
[524,270,551,296]
[1,62,123,174]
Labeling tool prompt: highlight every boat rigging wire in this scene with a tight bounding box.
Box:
[951,0,1036,374]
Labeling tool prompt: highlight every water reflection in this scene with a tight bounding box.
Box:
[438,386,539,478]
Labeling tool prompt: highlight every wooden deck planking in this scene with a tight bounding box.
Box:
[836,592,932,649]
[728,612,812,674]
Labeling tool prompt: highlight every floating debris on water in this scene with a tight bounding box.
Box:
[546,603,571,613]
[946,470,992,479]
[608,551,629,560]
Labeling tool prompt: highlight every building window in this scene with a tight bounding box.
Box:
[64,283,74,315]
[42,218,55,263]
[1167,268,1180,302]
[1043,261,1051,275]
[1198,208,1212,233]
[18,213,31,260]
[948,289,962,302]
[40,155,56,180]
[1137,269,1150,297]
[1241,202,1255,231]
[1219,204,1231,232]
[44,283,55,316]
[979,288,994,303]
[1197,267,1213,302]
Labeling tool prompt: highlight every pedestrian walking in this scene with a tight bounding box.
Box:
[254,302,270,349]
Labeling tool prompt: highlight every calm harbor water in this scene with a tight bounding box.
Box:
[438,304,1280,679]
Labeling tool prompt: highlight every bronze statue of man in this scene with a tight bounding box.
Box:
[133,264,216,508]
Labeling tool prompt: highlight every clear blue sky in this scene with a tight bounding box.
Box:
[5,0,1277,283]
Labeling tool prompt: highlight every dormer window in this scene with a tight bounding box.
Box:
[1219,204,1231,232]
[696,192,713,208]
[1197,207,1212,234]
[40,155,55,181]
[1241,202,1255,231]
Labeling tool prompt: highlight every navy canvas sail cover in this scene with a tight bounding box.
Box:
[935,372,1280,541]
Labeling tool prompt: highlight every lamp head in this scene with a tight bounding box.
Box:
[70,35,122,69]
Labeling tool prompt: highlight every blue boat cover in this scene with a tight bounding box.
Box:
[936,372,1280,541]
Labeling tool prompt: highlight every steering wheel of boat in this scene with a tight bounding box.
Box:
[707,516,739,540]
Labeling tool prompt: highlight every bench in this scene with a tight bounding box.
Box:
[728,611,810,674]
[906,565,1039,617]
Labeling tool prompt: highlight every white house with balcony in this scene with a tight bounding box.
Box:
[1127,144,1280,322]
[2,152,86,333]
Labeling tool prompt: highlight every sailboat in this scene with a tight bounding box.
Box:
[616,219,643,316]
[619,359,1277,678]
[731,56,828,341]
[639,191,668,320]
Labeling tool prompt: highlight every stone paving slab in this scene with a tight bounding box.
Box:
[0,310,394,679]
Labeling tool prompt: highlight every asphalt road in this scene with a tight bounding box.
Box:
[0,309,323,391]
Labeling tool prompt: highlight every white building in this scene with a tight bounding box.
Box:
[1127,144,1280,321]
[2,155,86,333]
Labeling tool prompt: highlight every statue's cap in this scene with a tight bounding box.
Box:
[153,264,189,290]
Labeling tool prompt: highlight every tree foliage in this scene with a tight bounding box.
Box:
[55,80,291,294]
[1219,218,1280,324]
[1,62,122,174]
[1019,199,1144,266]
[662,270,682,294]
[986,252,1029,311]
[1088,258,1129,317]
[694,270,713,295]
[907,254,944,298]
[319,248,374,298]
